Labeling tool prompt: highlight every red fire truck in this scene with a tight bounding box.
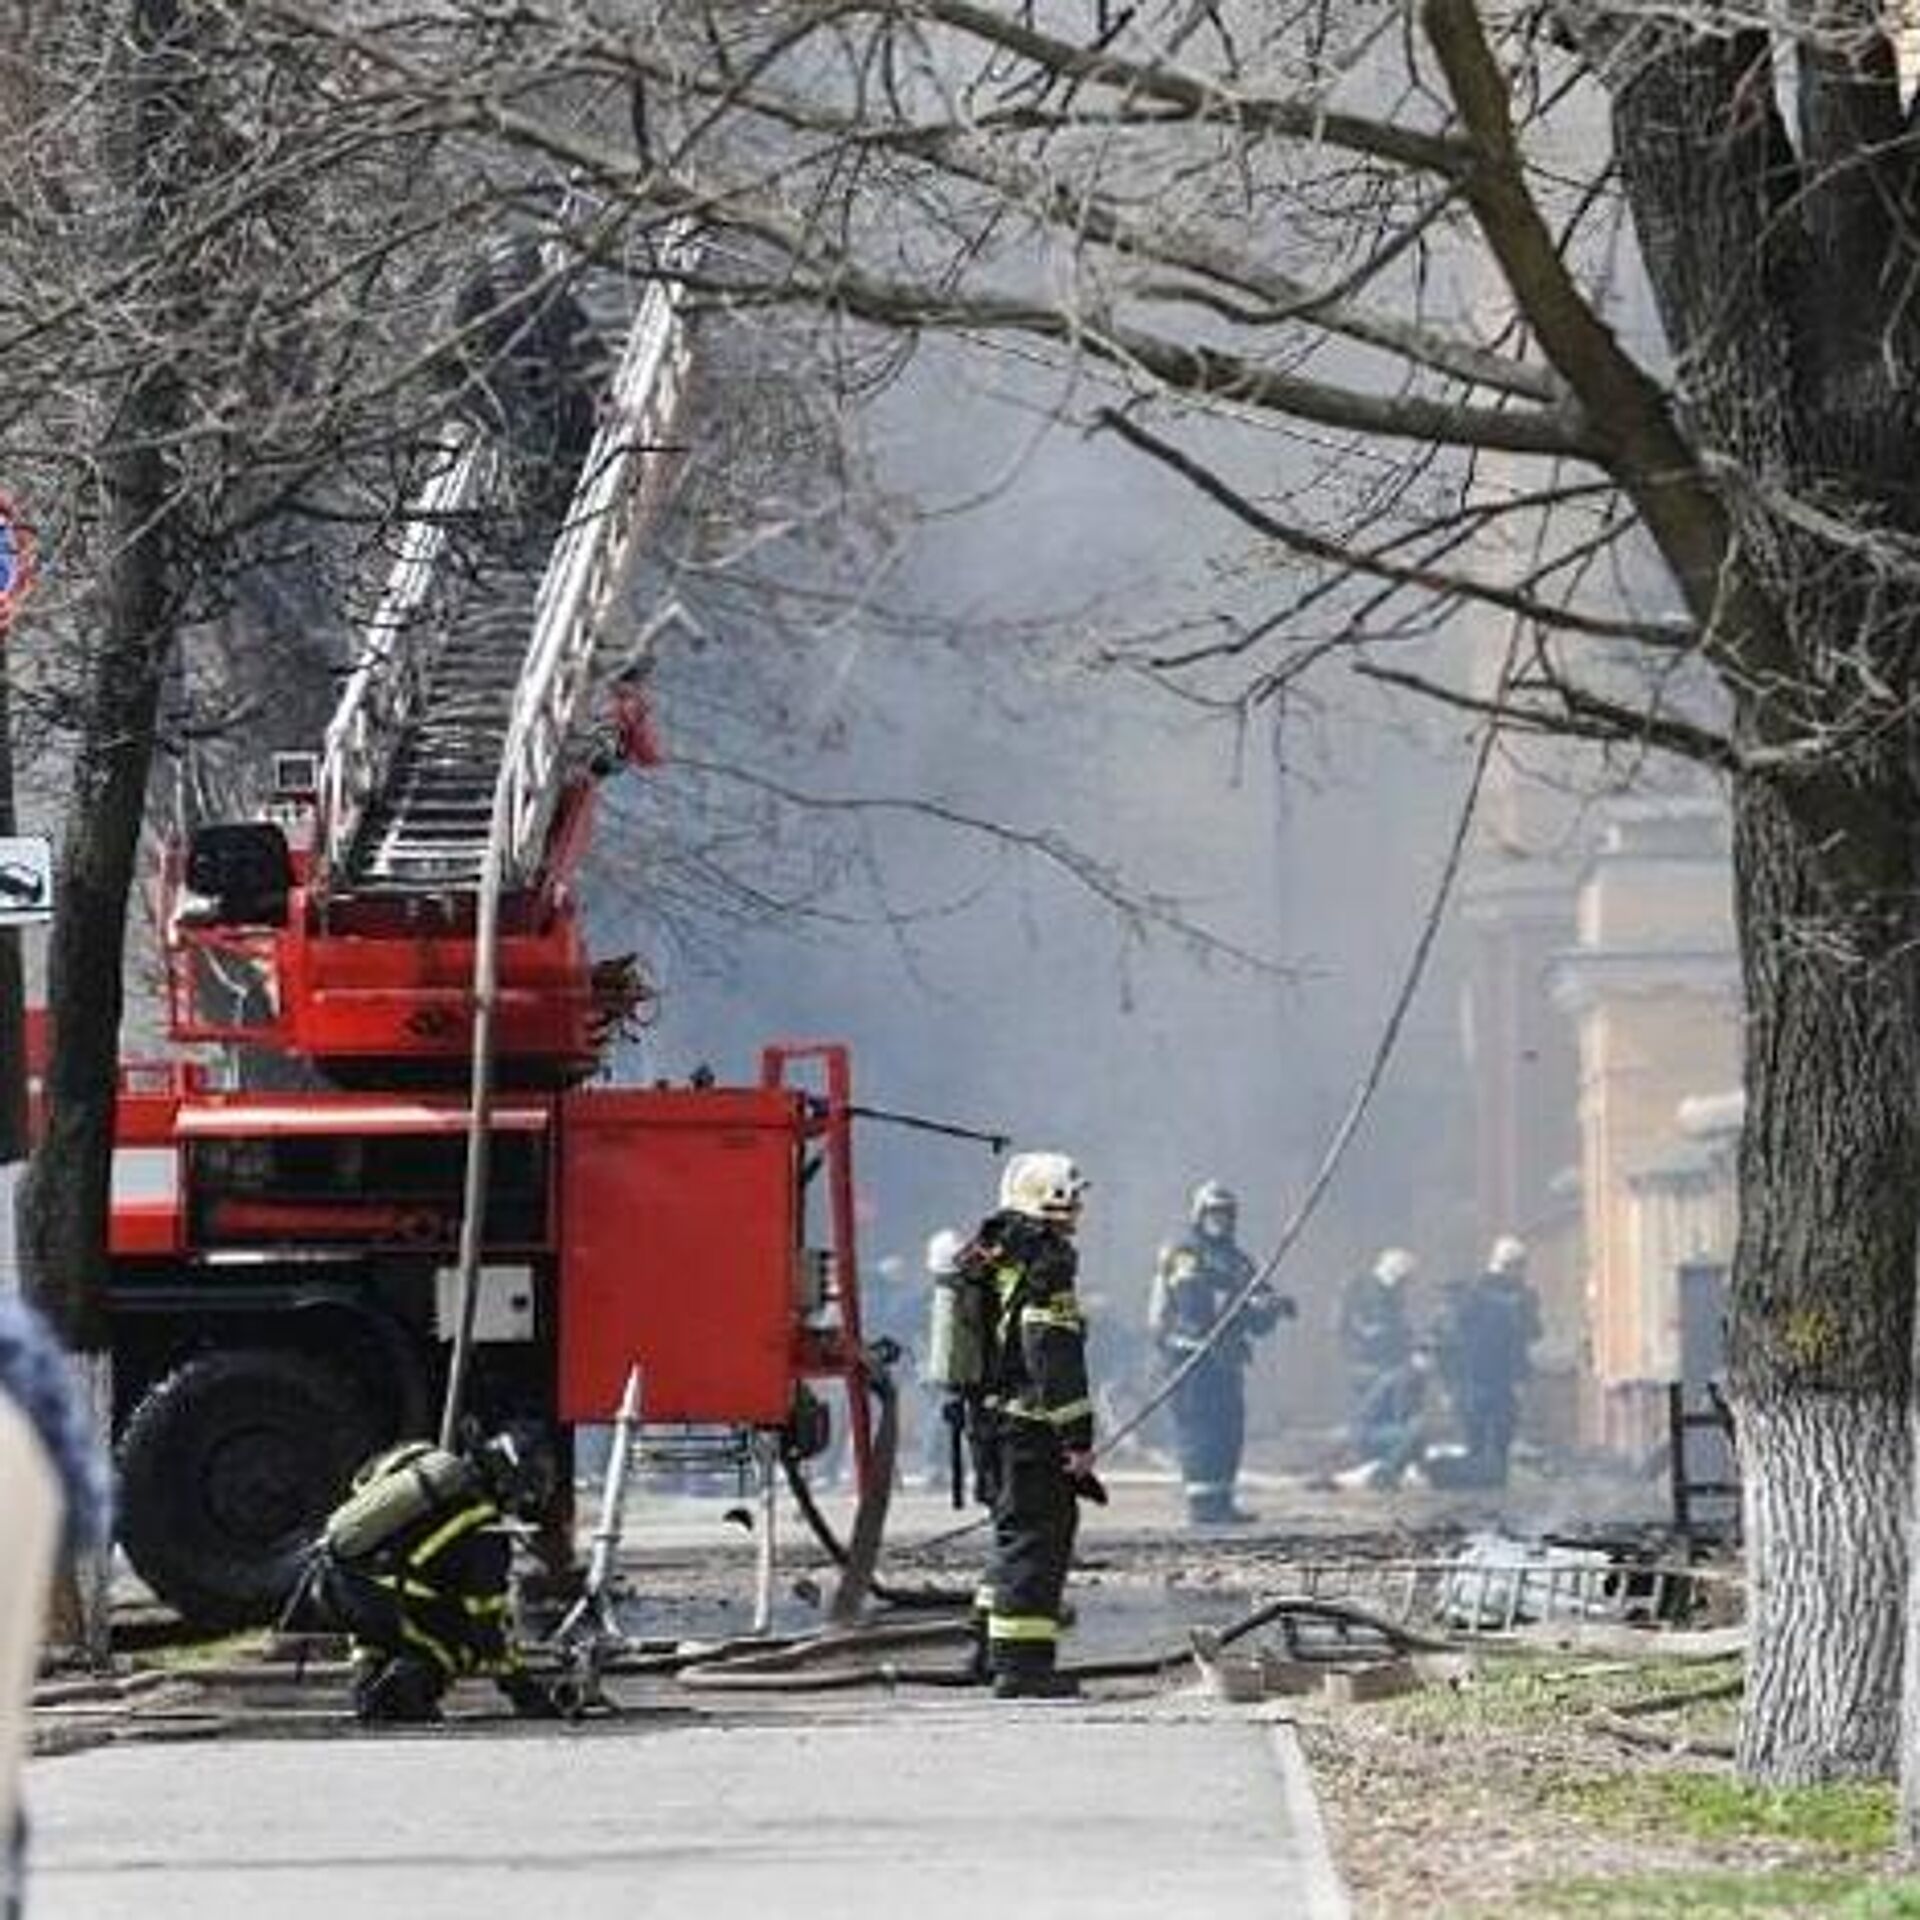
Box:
[98,241,875,1628]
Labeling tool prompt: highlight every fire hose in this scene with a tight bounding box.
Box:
[660,1591,1443,1694]
[781,1361,974,1615]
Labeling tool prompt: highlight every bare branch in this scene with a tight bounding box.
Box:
[1100,406,1687,643]
[894,0,1474,177]
[1422,0,1793,684]
[1354,660,1737,768]
[673,754,1299,979]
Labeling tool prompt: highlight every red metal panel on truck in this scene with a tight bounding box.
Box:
[558,1087,803,1426]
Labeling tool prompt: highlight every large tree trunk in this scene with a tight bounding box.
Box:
[18,523,172,1345]
[18,0,187,1345]
[1728,771,1919,1781]
[1593,16,1920,1784]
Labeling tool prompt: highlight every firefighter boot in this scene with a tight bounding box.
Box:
[352,1654,445,1724]
[992,1665,1082,1700]
[991,1640,1080,1700]
[499,1670,566,1720]
[966,1609,992,1686]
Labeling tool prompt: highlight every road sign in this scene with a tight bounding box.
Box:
[0,837,52,926]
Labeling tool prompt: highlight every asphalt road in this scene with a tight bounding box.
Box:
[26,1695,1346,1920]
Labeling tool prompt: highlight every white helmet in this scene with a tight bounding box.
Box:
[999,1151,1089,1225]
[1189,1179,1238,1227]
[1488,1235,1528,1275]
[1373,1246,1416,1287]
[925,1227,967,1275]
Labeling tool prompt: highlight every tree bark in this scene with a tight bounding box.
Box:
[1587,20,1920,1784]
[18,0,187,1345]
[1728,770,1919,1781]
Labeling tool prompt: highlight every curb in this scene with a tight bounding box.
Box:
[1268,1723,1351,1920]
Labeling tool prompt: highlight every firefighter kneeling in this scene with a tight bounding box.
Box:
[307,1428,562,1724]
[932,1151,1105,1701]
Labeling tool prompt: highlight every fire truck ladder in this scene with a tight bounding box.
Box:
[315,427,501,888]
[440,249,695,1442]
[316,251,691,897]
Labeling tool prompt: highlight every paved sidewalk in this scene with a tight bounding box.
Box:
[27,1698,1347,1920]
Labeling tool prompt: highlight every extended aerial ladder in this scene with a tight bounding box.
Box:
[104,236,879,1629]
[171,240,693,1084]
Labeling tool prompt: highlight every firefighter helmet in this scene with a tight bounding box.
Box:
[1373,1246,1416,1287]
[998,1151,1089,1226]
[925,1227,967,1275]
[1190,1180,1238,1234]
[474,1423,557,1519]
[1488,1235,1528,1276]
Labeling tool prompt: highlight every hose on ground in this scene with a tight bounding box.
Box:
[782,1433,974,1613]
[826,1355,899,1625]
[663,1592,1440,1692]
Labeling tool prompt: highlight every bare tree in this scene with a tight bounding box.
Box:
[218,0,1920,1797]
[11,0,1919,1799]
[0,5,913,1336]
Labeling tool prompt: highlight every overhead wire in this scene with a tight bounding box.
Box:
[885,651,1516,1558]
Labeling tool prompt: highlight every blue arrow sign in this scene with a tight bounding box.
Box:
[0,515,15,600]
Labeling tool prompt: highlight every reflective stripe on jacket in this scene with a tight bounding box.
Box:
[973,1212,1094,1451]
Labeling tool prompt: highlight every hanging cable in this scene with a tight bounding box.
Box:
[902,676,1514,1554]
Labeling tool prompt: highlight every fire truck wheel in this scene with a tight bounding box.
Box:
[117,1348,380,1631]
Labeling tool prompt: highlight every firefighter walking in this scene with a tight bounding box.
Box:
[940,1151,1103,1699]
[1150,1180,1292,1525]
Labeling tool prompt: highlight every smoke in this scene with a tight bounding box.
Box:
[610,340,1490,1436]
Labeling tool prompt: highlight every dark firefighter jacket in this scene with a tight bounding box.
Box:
[1337,1271,1413,1372]
[1150,1236,1280,1368]
[318,1443,517,1680]
[968,1211,1095,1452]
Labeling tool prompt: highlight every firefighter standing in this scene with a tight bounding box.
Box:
[1436,1236,1543,1486]
[1338,1246,1417,1461]
[1149,1181,1293,1525]
[307,1428,561,1723]
[961,1151,1102,1700]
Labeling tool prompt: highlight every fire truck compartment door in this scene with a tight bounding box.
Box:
[557,1089,801,1426]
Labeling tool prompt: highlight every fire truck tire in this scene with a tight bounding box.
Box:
[117,1348,379,1631]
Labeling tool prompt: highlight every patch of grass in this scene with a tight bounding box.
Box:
[1383,1654,1742,1738]
[1554,1773,1896,1856]
[139,1630,266,1671]
[1518,1871,1920,1917]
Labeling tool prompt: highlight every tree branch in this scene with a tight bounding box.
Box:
[672,753,1300,978]
[259,1,1594,459]
[1422,0,1795,691]
[1100,406,1686,643]
[1354,660,1737,767]
[588,52,1552,399]
[894,0,1474,178]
